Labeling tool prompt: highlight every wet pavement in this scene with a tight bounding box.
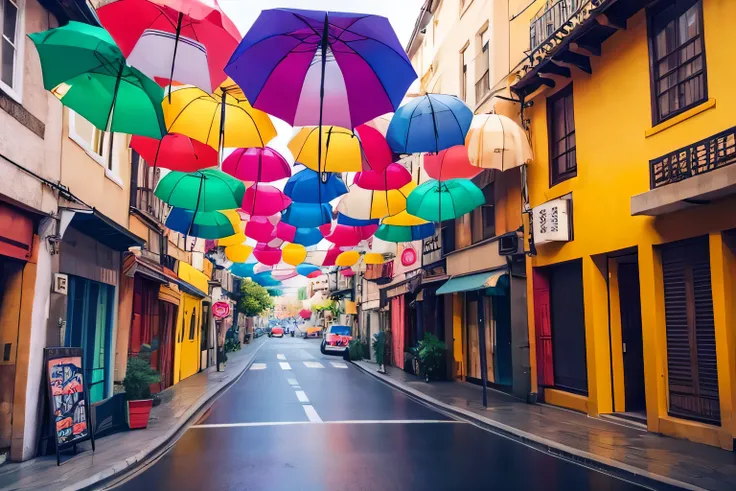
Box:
[111,337,647,491]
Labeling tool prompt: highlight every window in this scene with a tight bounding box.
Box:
[133,152,166,222]
[471,183,495,242]
[648,0,707,124]
[460,48,468,102]
[474,28,490,103]
[188,307,197,340]
[0,0,23,102]
[547,85,577,186]
[68,111,123,186]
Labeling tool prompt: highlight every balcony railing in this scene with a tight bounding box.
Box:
[133,158,167,223]
[650,126,736,189]
[530,0,582,52]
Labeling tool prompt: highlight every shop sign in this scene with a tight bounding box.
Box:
[532,198,571,245]
[422,233,441,265]
[212,301,231,319]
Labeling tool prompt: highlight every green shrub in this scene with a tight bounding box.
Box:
[225,338,241,353]
[123,356,160,401]
[372,331,386,366]
[348,339,363,361]
[416,333,447,381]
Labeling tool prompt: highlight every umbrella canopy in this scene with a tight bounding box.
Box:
[354,124,393,173]
[336,213,379,227]
[465,114,533,171]
[281,202,332,228]
[320,223,378,247]
[225,8,416,129]
[282,243,307,266]
[97,0,239,92]
[387,94,472,154]
[155,168,245,211]
[230,262,256,278]
[29,21,166,139]
[272,266,298,281]
[423,145,483,181]
[382,209,429,227]
[253,263,274,274]
[374,222,435,243]
[407,179,485,222]
[363,252,384,265]
[241,184,292,217]
[252,272,280,287]
[363,114,392,137]
[162,85,276,150]
[299,309,312,320]
[222,147,291,183]
[296,263,321,277]
[340,268,355,277]
[224,244,253,262]
[289,126,370,175]
[244,215,278,242]
[131,133,218,172]
[165,207,235,238]
[335,251,359,267]
[336,183,415,221]
[353,163,412,191]
[274,222,324,247]
[253,243,282,266]
[284,168,347,204]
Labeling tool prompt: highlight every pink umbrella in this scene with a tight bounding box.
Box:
[253,262,273,274]
[340,268,355,277]
[307,270,323,279]
[222,147,291,183]
[423,145,483,181]
[355,124,393,173]
[253,243,282,266]
[241,184,292,217]
[272,266,298,281]
[244,215,278,242]
[322,246,342,267]
[353,163,412,191]
[320,223,378,247]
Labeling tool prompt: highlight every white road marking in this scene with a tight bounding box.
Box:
[277,354,286,360]
[330,362,348,369]
[287,378,299,386]
[250,363,266,370]
[303,361,324,368]
[293,386,302,390]
[295,390,309,403]
[279,362,291,370]
[302,405,322,422]
[192,420,463,428]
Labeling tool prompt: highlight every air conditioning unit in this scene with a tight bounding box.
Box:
[498,232,524,256]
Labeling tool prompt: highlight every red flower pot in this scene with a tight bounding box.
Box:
[127,399,153,429]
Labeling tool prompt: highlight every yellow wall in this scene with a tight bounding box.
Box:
[174,293,201,383]
[521,2,736,449]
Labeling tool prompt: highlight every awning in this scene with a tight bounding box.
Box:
[123,254,169,284]
[61,208,144,252]
[436,269,508,295]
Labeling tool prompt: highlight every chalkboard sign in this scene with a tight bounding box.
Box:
[44,347,95,465]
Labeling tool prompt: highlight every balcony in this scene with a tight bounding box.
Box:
[530,0,583,53]
[132,157,168,224]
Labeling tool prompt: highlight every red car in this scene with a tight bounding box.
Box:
[320,324,351,356]
[270,326,284,338]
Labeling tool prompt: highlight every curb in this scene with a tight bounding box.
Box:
[351,361,700,491]
[71,338,269,491]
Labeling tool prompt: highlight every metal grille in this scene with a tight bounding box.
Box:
[134,158,168,223]
[530,0,581,52]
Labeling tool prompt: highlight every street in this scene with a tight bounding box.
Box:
[112,337,645,491]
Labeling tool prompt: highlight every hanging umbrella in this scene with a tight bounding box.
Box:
[299,309,312,320]
[274,222,324,247]
[336,213,379,227]
[230,262,256,278]
[340,268,355,277]
[423,145,483,181]
[282,243,307,266]
[353,163,412,191]
[253,243,282,266]
[222,147,291,183]
[165,207,235,238]
[374,222,435,243]
[162,85,276,151]
[272,266,298,281]
[296,263,321,277]
[355,124,393,173]
[335,251,359,267]
[155,168,245,211]
[241,184,292,217]
[225,244,253,262]
[363,114,392,136]
[253,263,274,275]
[252,272,281,287]
[225,8,416,129]
[336,183,415,221]
[288,126,381,175]
[131,133,218,172]
[407,179,485,222]
[386,94,472,154]
[29,21,166,139]
[281,202,332,228]
[465,114,533,171]
[320,223,378,247]
[244,215,279,242]
[364,252,384,265]
[97,0,239,93]
[304,250,327,267]
[284,168,347,204]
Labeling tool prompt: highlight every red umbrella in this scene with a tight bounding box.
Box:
[253,243,282,266]
[299,309,312,319]
[97,0,240,92]
[244,215,278,242]
[353,163,412,191]
[355,124,393,173]
[130,134,218,172]
[222,147,291,183]
[241,184,292,217]
[423,145,483,181]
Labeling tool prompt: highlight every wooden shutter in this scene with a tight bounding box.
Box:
[533,269,554,387]
[661,236,720,424]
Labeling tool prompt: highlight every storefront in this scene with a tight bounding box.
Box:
[174,262,209,384]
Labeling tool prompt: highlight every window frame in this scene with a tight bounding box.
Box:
[646,0,708,126]
[68,110,124,188]
[0,0,25,103]
[547,84,577,187]
[460,45,468,102]
[188,307,197,341]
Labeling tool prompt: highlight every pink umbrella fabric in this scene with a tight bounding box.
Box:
[355,124,393,173]
[244,215,278,242]
[222,147,292,183]
[253,262,273,274]
[320,223,378,247]
[241,184,292,217]
[322,246,342,267]
[353,163,412,191]
[340,268,355,277]
[253,243,282,266]
[423,145,483,181]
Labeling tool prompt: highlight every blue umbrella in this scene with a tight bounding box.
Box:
[284,167,348,204]
[336,213,379,227]
[230,262,257,278]
[281,202,332,228]
[296,263,321,277]
[165,207,235,239]
[374,222,436,243]
[386,94,473,154]
[252,272,281,287]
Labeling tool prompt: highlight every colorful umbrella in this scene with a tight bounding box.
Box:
[465,114,533,171]
[165,207,235,238]
[288,126,372,175]
[230,262,256,278]
[162,85,276,151]
[282,243,307,266]
[296,263,321,277]
[284,168,347,204]
[336,213,379,227]
[320,223,378,247]
[97,0,239,93]
[364,252,384,265]
[253,243,282,266]
[355,124,393,173]
[281,202,332,228]
[353,163,412,191]
[131,133,218,172]
[407,179,485,222]
[340,268,355,277]
[222,147,291,183]
[29,22,166,139]
[155,168,245,211]
[241,184,292,217]
[272,266,298,281]
[274,222,324,247]
[299,309,312,320]
[225,8,416,129]
[387,94,472,154]
[244,215,279,242]
[374,222,435,243]
[252,272,280,287]
[253,262,274,274]
[423,145,483,181]
[225,244,253,263]
[336,183,415,221]
[335,251,360,267]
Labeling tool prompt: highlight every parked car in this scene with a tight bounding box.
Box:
[253,328,263,338]
[271,326,284,338]
[320,324,351,357]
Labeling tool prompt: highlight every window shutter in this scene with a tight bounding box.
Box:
[533,269,554,387]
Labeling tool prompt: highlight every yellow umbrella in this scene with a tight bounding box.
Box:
[217,211,247,247]
[465,114,533,171]
[336,182,416,220]
[363,252,384,265]
[336,251,360,267]
[288,126,365,173]
[282,243,307,266]
[162,84,276,151]
[382,209,428,227]
[225,244,253,262]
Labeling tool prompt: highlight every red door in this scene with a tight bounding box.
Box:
[533,269,554,387]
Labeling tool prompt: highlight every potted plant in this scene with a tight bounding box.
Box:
[123,355,160,429]
[373,331,386,374]
[416,333,447,382]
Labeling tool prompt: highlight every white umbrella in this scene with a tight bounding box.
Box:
[465,114,533,171]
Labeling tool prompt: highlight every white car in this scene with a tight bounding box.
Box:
[320,324,352,357]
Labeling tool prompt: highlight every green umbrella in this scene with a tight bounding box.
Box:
[155,169,246,212]
[28,21,165,139]
[406,178,485,222]
[165,207,236,239]
[374,222,436,243]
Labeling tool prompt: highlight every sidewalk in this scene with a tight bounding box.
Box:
[0,337,268,491]
[353,360,736,491]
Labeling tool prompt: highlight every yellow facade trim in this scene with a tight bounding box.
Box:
[658,415,728,450]
[644,99,716,138]
[582,255,613,416]
[452,293,465,378]
[544,389,589,414]
[607,259,626,413]
[177,261,209,293]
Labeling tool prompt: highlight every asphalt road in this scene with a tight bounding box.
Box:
[112,337,646,491]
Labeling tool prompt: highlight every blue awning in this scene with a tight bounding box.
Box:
[436,270,508,295]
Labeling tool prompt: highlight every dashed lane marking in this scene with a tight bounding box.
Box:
[303,361,324,368]
[287,378,298,386]
[279,362,292,370]
[250,363,266,370]
[277,354,286,360]
[302,405,322,422]
[295,391,309,403]
[330,362,348,369]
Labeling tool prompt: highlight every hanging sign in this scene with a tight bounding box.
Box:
[44,347,95,465]
[532,198,571,245]
[212,301,231,319]
[401,247,417,267]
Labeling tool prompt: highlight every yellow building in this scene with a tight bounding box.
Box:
[173,261,209,383]
[511,0,736,449]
